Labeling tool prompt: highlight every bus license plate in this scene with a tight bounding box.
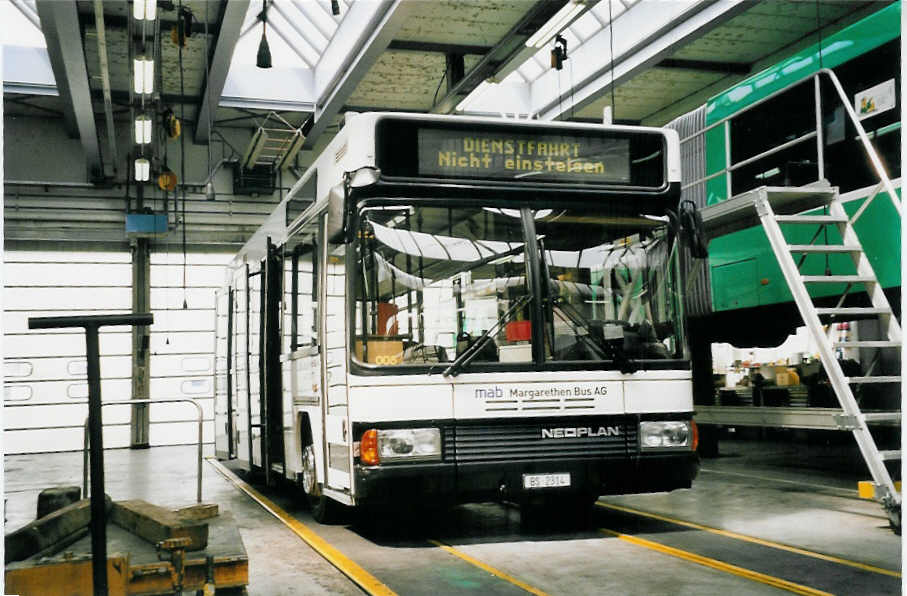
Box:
[522,473,571,489]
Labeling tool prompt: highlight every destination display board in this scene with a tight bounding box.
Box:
[417,129,630,184]
[375,118,667,189]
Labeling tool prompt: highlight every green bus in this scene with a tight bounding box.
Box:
[671,1,900,373]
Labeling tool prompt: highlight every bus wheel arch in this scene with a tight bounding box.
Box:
[298,414,318,497]
[298,413,341,523]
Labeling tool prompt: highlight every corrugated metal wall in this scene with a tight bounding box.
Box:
[666,105,713,318]
[4,183,277,247]
[3,247,235,454]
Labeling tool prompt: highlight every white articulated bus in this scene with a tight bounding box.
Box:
[214,113,699,521]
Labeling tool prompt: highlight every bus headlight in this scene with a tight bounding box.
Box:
[639,421,693,450]
[364,428,442,463]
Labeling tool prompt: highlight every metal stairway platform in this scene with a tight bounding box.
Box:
[699,185,838,240]
[748,185,902,531]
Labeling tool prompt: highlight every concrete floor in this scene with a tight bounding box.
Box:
[4,445,359,596]
[4,437,902,595]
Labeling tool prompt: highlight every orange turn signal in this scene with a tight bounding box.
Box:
[361,429,379,465]
[691,420,699,452]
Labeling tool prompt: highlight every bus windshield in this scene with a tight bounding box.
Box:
[535,208,683,363]
[353,202,685,371]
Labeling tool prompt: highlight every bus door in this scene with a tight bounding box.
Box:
[248,262,263,471]
[214,288,235,459]
[321,213,352,491]
[263,240,285,484]
[233,266,251,469]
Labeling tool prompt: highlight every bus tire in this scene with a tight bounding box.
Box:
[301,439,342,523]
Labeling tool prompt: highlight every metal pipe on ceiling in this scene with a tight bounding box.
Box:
[93,0,118,178]
[9,0,40,29]
[4,180,99,188]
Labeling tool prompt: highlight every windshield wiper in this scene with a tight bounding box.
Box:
[442,294,532,378]
[537,240,635,372]
[550,297,637,374]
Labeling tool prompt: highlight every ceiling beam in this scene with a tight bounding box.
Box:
[535,0,753,120]
[96,13,220,37]
[656,58,750,75]
[303,0,418,149]
[429,0,568,115]
[195,0,250,143]
[35,0,102,180]
[387,40,490,55]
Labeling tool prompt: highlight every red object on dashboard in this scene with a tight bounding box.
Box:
[505,320,531,342]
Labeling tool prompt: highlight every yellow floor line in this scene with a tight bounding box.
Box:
[599,528,832,596]
[596,501,900,578]
[428,539,551,596]
[207,458,396,596]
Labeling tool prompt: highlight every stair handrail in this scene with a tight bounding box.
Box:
[679,68,901,219]
[818,68,901,218]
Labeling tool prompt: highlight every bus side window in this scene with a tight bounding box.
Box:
[820,39,900,193]
[729,79,817,195]
[292,244,317,350]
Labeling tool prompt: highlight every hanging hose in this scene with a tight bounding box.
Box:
[667,200,708,259]
[178,0,188,309]
[679,200,708,259]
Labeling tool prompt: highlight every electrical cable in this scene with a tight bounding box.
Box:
[431,68,447,109]
[608,0,616,121]
[178,0,187,309]
[815,0,830,274]
[815,0,823,70]
[556,59,562,117]
[205,1,211,188]
[569,49,574,120]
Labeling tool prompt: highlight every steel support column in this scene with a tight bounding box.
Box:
[303,0,417,149]
[195,0,250,143]
[34,0,103,179]
[131,237,151,448]
[131,185,151,448]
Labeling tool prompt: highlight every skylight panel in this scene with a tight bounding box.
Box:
[271,1,329,53]
[234,11,309,69]
[502,70,526,85]
[569,12,602,42]
[268,8,321,64]
[1,0,45,47]
[297,0,342,42]
[592,0,627,23]
[517,54,545,82]
[559,28,581,50]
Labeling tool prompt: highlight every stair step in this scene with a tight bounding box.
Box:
[833,341,901,348]
[788,244,863,253]
[815,307,891,316]
[775,214,848,224]
[878,450,901,461]
[862,412,902,424]
[846,376,902,384]
[802,275,876,284]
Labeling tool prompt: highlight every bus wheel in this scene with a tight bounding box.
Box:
[301,442,341,523]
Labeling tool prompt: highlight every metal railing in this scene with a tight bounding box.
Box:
[6,398,206,503]
[82,398,206,503]
[681,68,901,221]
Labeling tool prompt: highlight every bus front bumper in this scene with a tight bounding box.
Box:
[353,453,699,507]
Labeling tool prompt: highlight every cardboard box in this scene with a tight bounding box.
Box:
[354,339,404,365]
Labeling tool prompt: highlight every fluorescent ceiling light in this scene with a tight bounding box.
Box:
[456,81,492,112]
[135,158,151,182]
[525,1,585,49]
[133,0,157,21]
[133,56,154,94]
[135,115,152,144]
